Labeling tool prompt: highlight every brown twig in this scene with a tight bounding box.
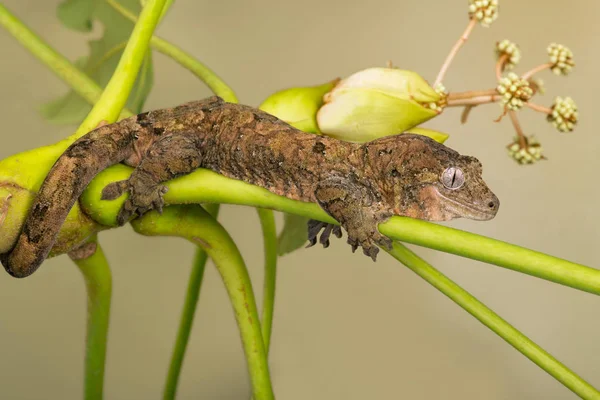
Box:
[434,18,478,87]
[495,53,509,80]
[508,110,527,148]
[521,62,553,80]
[525,102,552,114]
[460,105,476,124]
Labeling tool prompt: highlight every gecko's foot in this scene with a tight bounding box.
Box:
[101,175,168,226]
[346,227,393,262]
[306,220,342,249]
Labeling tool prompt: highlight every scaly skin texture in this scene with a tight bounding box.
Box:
[1,96,499,278]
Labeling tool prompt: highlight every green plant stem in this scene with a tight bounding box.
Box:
[132,206,274,400]
[72,237,112,400]
[257,208,278,353]
[387,242,599,399]
[163,203,220,400]
[0,4,101,110]
[84,166,600,296]
[378,217,600,296]
[106,0,238,103]
[72,0,167,137]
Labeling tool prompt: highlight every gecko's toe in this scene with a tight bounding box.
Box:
[101,180,129,201]
[362,245,379,262]
[332,226,343,239]
[306,220,343,249]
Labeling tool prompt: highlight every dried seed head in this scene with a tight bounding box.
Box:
[548,96,578,132]
[547,43,574,76]
[469,0,499,27]
[495,39,521,70]
[507,136,544,165]
[496,72,533,111]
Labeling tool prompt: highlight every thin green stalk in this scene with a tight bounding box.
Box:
[163,203,220,400]
[257,209,278,353]
[71,238,112,400]
[387,242,599,399]
[132,206,274,400]
[72,0,167,137]
[378,217,600,296]
[106,0,238,103]
[0,4,101,109]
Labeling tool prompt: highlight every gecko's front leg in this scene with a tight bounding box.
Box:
[101,132,203,225]
[308,176,393,261]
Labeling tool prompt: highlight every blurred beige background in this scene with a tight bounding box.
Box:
[1,0,599,399]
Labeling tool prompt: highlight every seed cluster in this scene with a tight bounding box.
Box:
[547,43,574,76]
[548,96,578,132]
[496,72,533,111]
[428,83,448,112]
[507,136,544,164]
[468,0,499,27]
[495,39,521,70]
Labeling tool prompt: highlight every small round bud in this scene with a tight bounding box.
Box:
[496,72,533,111]
[507,136,544,165]
[496,39,521,70]
[469,0,499,27]
[428,83,448,113]
[547,43,574,76]
[547,96,578,132]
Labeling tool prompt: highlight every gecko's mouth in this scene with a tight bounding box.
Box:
[435,188,499,221]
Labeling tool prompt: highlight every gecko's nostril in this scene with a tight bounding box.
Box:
[488,201,496,209]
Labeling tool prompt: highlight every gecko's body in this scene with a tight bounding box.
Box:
[1,97,499,278]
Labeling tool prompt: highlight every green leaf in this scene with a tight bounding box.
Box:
[277,213,309,256]
[41,0,153,124]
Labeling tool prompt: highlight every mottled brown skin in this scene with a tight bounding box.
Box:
[1,96,499,278]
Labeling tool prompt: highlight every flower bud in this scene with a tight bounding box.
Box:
[259,80,338,133]
[316,68,441,142]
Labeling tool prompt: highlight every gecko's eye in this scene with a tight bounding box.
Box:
[441,167,465,190]
[133,133,139,140]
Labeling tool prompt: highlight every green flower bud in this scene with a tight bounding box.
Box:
[259,80,338,133]
[316,68,441,142]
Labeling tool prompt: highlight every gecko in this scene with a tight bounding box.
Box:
[1,96,499,278]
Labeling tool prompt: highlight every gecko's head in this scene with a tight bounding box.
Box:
[369,134,499,221]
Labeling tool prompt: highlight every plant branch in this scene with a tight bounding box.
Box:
[77,166,600,296]
[387,243,600,399]
[71,0,167,138]
[131,206,274,400]
[434,18,477,87]
[526,102,552,115]
[163,203,220,400]
[71,237,112,400]
[257,208,278,354]
[509,110,527,148]
[106,0,238,103]
[522,62,553,80]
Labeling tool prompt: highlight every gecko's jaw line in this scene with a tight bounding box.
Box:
[436,189,499,221]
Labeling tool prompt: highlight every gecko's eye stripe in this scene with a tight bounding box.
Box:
[441,167,465,189]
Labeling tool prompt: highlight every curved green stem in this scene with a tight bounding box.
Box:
[132,206,274,400]
[387,242,599,399]
[71,237,112,400]
[163,204,220,400]
[257,208,278,353]
[0,4,105,112]
[72,0,167,137]
[106,0,238,103]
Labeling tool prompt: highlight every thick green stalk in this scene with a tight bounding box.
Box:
[163,204,220,400]
[257,208,278,354]
[106,0,238,103]
[132,206,274,400]
[72,238,112,400]
[387,243,599,399]
[82,167,600,296]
